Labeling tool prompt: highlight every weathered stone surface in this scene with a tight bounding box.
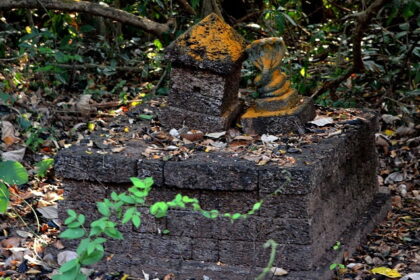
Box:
[165,13,246,75]
[168,67,241,116]
[159,103,241,132]
[164,154,258,191]
[192,238,219,262]
[137,159,164,186]
[56,109,390,279]
[161,13,245,132]
[55,146,137,183]
[241,97,316,135]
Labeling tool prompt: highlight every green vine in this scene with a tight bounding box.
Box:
[53,177,263,280]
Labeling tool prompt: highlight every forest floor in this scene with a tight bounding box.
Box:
[0,93,419,280]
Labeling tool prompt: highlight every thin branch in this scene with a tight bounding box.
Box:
[174,0,196,15]
[311,0,387,100]
[0,0,172,36]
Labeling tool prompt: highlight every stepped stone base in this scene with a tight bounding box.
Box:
[55,110,390,280]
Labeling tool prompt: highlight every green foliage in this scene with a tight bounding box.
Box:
[55,177,263,280]
[255,239,279,280]
[35,158,54,178]
[0,161,29,213]
[332,241,341,251]
[329,263,345,270]
[0,161,28,185]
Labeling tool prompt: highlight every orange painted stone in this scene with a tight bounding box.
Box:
[166,13,247,75]
[161,13,246,132]
[241,37,315,134]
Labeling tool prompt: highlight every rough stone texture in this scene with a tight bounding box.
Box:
[56,110,390,279]
[168,67,241,116]
[165,13,246,75]
[164,153,258,191]
[241,97,316,135]
[159,102,241,132]
[55,145,138,183]
[161,14,245,132]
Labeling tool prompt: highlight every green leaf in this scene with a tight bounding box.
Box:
[132,214,141,228]
[111,191,119,201]
[0,182,10,213]
[76,238,90,255]
[252,201,262,211]
[119,193,136,204]
[209,209,219,219]
[97,202,110,216]
[77,214,86,225]
[59,228,85,239]
[104,227,123,239]
[60,258,79,273]
[150,202,168,218]
[67,209,77,217]
[128,187,147,198]
[329,263,338,270]
[80,248,104,265]
[231,213,242,220]
[139,114,153,120]
[182,196,198,204]
[122,207,136,224]
[153,39,163,50]
[64,216,77,225]
[130,177,146,188]
[67,221,83,228]
[0,161,28,185]
[143,177,154,188]
[35,158,54,178]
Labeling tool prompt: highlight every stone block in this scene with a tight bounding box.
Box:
[137,159,164,186]
[166,211,214,239]
[260,194,311,219]
[192,238,219,262]
[129,233,192,260]
[164,154,258,191]
[169,68,233,116]
[159,102,241,132]
[55,146,137,183]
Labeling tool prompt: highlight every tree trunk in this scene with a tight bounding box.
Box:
[200,0,223,18]
[0,0,171,36]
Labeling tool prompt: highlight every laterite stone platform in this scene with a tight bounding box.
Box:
[55,109,390,280]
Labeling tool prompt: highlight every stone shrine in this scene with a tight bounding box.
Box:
[160,13,246,132]
[54,14,390,280]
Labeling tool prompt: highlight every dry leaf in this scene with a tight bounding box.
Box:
[1,121,17,140]
[1,237,22,248]
[76,94,95,116]
[37,205,58,219]
[270,267,288,276]
[57,251,78,266]
[371,267,401,278]
[309,117,334,127]
[261,134,278,143]
[205,131,226,139]
[1,148,26,162]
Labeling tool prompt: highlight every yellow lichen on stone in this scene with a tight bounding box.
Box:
[176,13,245,62]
